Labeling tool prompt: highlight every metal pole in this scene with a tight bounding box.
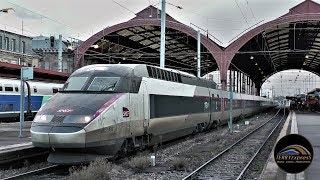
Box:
[197,30,201,77]
[19,70,25,138]
[159,0,166,68]
[58,34,63,72]
[229,70,233,133]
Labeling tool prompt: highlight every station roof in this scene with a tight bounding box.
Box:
[76,0,320,88]
[78,6,222,76]
[0,62,69,83]
[229,0,320,84]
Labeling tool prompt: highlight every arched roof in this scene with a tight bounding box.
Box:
[226,0,320,84]
[75,6,223,75]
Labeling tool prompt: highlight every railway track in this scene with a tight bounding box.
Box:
[2,164,68,180]
[182,108,286,180]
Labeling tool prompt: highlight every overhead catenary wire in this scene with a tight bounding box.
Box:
[234,0,249,25]
[245,0,257,23]
[112,0,146,19]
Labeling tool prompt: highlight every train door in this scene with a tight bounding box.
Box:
[208,89,213,128]
[141,81,149,133]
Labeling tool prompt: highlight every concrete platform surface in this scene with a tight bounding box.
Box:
[260,110,320,180]
[0,121,32,148]
[296,112,320,180]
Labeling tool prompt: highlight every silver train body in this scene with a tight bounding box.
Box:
[30,64,274,164]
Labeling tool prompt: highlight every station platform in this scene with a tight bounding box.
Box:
[0,121,32,147]
[0,121,38,164]
[260,111,320,180]
[296,112,320,179]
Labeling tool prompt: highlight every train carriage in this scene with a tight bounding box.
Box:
[0,78,62,121]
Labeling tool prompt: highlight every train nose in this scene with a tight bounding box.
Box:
[30,115,90,148]
[31,125,87,148]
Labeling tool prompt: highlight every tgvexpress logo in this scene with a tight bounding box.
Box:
[274,134,313,173]
[123,107,130,118]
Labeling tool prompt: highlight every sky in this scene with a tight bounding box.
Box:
[207,70,320,97]
[0,0,319,96]
[0,0,312,45]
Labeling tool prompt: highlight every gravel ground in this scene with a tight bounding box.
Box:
[193,110,284,179]
[241,114,286,180]
[0,161,51,179]
[126,109,283,180]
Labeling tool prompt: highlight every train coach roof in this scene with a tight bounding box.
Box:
[74,64,196,78]
[307,88,320,94]
[0,77,63,86]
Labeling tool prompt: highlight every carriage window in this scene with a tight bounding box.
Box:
[150,67,154,78]
[161,70,165,80]
[0,83,2,91]
[5,104,13,111]
[0,104,2,111]
[163,70,167,80]
[33,86,37,93]
[4,84,13,91]
[154,68,160,79]
[147,66,153,77]
[52,87,58,93]
[152,67,157,78]
[14,84,18,92]
[166,71,170,80]
[158,69,162,79]
[172,73,176,82]
[157,70,161,79]
[168,71,172,81]
[159,69,163,79]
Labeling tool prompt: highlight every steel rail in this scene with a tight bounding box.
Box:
[2,165,60,180]
[235,108,286,180]
[182,108,283,180]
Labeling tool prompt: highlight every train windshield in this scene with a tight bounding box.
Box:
[87,77,120,91]
[62,76,121,92]
[63,77,89,91]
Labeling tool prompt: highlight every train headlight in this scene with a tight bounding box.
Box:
[63,115,92,124]
[84,116,91,123]
[34,115,53,123]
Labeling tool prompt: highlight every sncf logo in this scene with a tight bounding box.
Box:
[123,107,130,118]
[57,108,73,113]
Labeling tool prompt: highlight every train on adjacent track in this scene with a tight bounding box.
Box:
[0,78,62,121]
[30,64,275,164]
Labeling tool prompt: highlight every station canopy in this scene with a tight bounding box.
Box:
[231,0,320,83]
[82,6,220,75]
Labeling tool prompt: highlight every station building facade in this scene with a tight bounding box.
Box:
[0,30,74,73]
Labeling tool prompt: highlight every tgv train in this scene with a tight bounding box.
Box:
[0,78,62,121]
[30,64,274,164]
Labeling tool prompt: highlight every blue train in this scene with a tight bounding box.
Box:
[0,77,62,121]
